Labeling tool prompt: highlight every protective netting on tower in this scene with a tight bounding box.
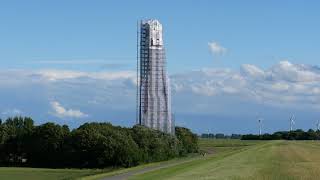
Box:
[138,20,174,134]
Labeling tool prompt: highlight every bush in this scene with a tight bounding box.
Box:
[0,117,199,168]
[241,129,320,140]
[175,127,198,155]
[70,123,140,168]
[131,125,180,162]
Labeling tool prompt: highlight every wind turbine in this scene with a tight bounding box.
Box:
[290,115,295,131]
[258,117,263,136]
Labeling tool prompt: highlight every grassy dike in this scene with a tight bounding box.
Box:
[84,139,262,180]
[2,139,320,180]
[131,140,320,180]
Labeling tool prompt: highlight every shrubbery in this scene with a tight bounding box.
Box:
[0,117,198,168]
[241,129,320,140]
[201,133,242,139]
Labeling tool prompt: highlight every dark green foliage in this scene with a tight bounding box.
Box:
[131,125,180,162]
[175,127,198,155]
[27,123,70,167]
[241,129,320,140]
[70,123,140,168]
[0,117,34,166]
[0,117,199,169]
[200,133,242,139]
[231,134,242,139]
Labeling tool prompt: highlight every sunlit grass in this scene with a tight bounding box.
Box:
[0,167,108,180]
[3,139,320,180]
[132,140,320,180]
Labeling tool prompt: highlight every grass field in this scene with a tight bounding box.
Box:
[131,140,320,180]
[0,167,109,180]
[2,139,320,180]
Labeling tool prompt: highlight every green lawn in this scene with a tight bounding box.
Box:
[198,138,262,154]
[2,140,320,180]
[131,140,320,180]
[0,167,108,180]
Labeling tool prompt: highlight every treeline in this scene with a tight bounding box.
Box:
[242,129,320,140]
[201,133,242,139]
[0,117,198,168]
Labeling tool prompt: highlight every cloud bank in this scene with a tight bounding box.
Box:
[0,61,320,132]
[171,61,320,109]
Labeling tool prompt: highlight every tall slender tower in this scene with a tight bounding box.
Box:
[137,19,174,134]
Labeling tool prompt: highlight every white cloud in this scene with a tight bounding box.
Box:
[241,64,265,79]
[171,61,320,109]
[34,59,121,65]
[2,61,320,133]
[208,41,227,55]
[270,61,320,82]
[1,108,23,116]
[1,61,320,121]
[191,83,218,96]
[34,70,135,81]
[271,82,290,91]
[50,101,88,118]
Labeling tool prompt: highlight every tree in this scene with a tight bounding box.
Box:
[215,133,225,139]
[131,125,179,163]
[175,127,198,155]
[1,117,35,166]
[0,117,199,168]
[231,134,242,139]
[70,123,140,168]
[27,122,70,167]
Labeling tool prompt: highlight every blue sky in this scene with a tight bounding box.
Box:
[1,1,320,134]
[2,1,320,71]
